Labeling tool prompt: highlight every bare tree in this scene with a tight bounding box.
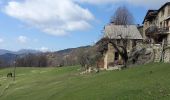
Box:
[105,6,134,67]
[110,6,134,25]
[16,54,47,67]
[73,6,134,69]
[78,46,102,71]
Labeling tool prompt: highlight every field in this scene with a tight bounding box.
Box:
[0,63,170,100]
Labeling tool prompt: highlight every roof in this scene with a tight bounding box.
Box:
[142,2,170,24]
[137,25,143,29]
[142,10,158,24]
[165,16,170,20]
[104,24,143,40]
[158,2,170,12]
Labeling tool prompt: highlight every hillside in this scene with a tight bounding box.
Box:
[0,49,41,67]
[0,49,13,55]
[46,45,91,66]
[0,49,41,56]
[0,53,17,67]
[0,63,170,100]
[0,46,91,67]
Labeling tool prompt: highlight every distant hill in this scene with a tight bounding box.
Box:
[15,49,41,55]
[0,49,13,55]
[0,53,17,61]
[0,46,92,67]
[0,49,41,55]
[47,45,92,67]
[0,49,41,67]
[54,46,91,54]
[0,53,18,67]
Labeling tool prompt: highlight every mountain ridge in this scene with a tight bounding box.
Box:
[0,49,41,55]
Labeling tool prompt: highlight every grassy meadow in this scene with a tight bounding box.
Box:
[0,63,170,100]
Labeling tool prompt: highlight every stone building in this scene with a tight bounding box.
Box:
[101,24,142,69]
[142,2,170,62]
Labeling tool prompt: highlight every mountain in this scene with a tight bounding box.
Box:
[0,46,91,67]
[0,49,41,55]
[55,46,91,54]
[0,49,41,67]
[0,49,13,55]
[46,45,92,67]
[0,53,18,67]
[15,49,41,55]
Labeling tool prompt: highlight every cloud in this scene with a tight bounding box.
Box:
[76,0,170,8]
[75,0,121,5]
[17,36,28,44]
[3,0,94,36]
[39,47,49,52]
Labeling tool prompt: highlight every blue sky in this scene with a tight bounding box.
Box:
[0,0,169,51]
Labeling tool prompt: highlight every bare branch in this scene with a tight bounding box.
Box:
[110,6,134,25]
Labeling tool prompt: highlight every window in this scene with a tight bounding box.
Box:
[132,40,136,47]
[166,21,168,27]
[164,21,166,27]
[160,22,162,27]
[145,22,147,27]
[117,40,120,45]
[161,9,165,16]
[168,6,170,16]
[114,52,119,61]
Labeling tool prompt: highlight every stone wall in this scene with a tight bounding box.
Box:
[127,40,133,53]
[128,43,155,66]
[104,43,115,69]
[164,47,170,62]
[167,34,170,45]
[152,44,170,63]
[153,44,162,62]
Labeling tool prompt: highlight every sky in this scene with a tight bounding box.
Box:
[0,0,169,52]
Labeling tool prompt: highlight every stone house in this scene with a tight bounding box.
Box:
[100,24,142,69]
[142,2,170,62]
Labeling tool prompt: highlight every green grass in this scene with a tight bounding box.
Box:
[0,63,170,100]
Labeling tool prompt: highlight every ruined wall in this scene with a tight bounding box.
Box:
[167,34,170,45]
[153,44,162,62]
[143,21,149,39]
[104,52,108,69]
[152,44,170,63]
[127,40,133,52]
[97,58,104,69]
[164,48,170,62]
[103,42,119,69]
[104,43,115,68]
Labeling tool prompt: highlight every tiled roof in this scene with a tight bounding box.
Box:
[104,24,143,40]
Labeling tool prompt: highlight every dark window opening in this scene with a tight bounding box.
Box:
[132,40,136,48]
[156,35,167,44]
[160,22,162,27]
[114,52,119,61]
[117,40,121,45]
[166,21,169,27]
[161,9,165,16]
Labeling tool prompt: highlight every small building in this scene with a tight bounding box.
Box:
[99,24,142,69]
[143,2,170,44]
[142,2,170,62]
